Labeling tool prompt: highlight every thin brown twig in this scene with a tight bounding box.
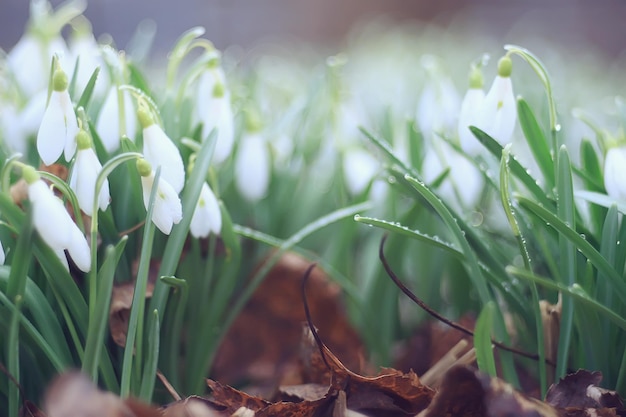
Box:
[300,263,333,372]
[378,234,556,367]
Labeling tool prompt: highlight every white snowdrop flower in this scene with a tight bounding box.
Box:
[69,28,108,98]
[342,148,380,196]
[604,144,626,201]
[0,103,27,154]
[96,85,136,153]
[139,107,185,194]
[235,131,271,202]
[24,166,91,272]
[137,159,183,235]
[0,240,5,265]
[190,182,222,238]
[416,78,460,139]
[69,130,110,216]
[8,33,70,97]
[458,66,486,156]
[196,64,235,164]
[422,142,484,211]
[477,56,516,146]
[18,90,48,138]
[36,66,79,165]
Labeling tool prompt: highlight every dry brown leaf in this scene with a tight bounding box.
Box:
[545,370,625,416]
[295,327,435,416]
[108,236,163,350]
[420,365,557,417]
[212,252,363,387]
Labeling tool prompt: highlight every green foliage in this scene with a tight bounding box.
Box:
[1,5,626,410]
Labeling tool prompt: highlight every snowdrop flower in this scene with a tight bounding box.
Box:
[235,115,270,201]
[139,107,185,193]
[458,65,486,156]
[416,56,460,139]
[8,33,70,98]
[477,56,516,146]
[96,85,136,153]
[68,23,108,98]
[342,147,380,196]
[0,103,28,154]
[604,144,626,201]
[23,165,91,272]
[7,0,81,97]
[422,142,484,211]
[196,61,235,164]
[69,130,110,215]
[190,182,222,238]
[36,65,79,165]
[137,159,182,235]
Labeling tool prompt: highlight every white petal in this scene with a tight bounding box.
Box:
[0,240,5,265]
[235,134,270,201]
[28,180,73,249]
[0,104,27,154]
[343,148,379,195]
[422,144,484,210]
[190,182,222,238]
[197,70,235,164]
[143,125,185,193]
[96,87,136,153]
[18,90,47,137]
[66,225,91,272]
[61,92,79,161]
[69,35,108,98]
[604,146,626,201]
[37,92,68,165]
[8,34,47,96]
[70,148,110,215]
[207,96,235,164]
[458,88,486,155]
[478,76,516,145]
[141,174,183,235]
[416,79,460,139]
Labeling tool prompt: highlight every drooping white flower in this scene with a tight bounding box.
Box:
[24,166,91,272]
[342,148,380,196]
[235,131,270,202]
[422,142,484,211]
[604,144,626,201]
[139,108,185,194]
[417,79,460,139]
[476,56,516,146]
[8,33,70,97]
[137,159,183,235]
[69,130,110,216]
[68,27,108,98]
[0,102,27,154]
[458,65,486,156]
[36,66,79,165]
[96,85,136,153]
[190,182,222,238]
[196,62,235,164]
[416,56,460,139]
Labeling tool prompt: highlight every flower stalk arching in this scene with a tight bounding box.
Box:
[504,45,559,148]
[165,26,215,89]
[86,151,143,315]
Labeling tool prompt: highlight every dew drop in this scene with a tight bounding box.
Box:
[555,124,562,132]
